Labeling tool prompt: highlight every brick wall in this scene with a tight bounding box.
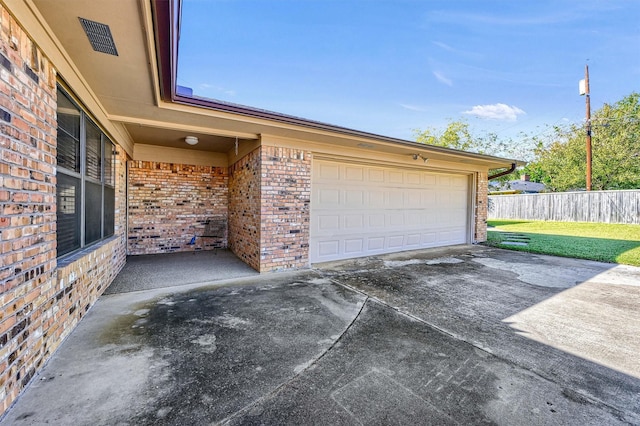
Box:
[0,7,57,414]
[260,146,310,272]
[475,171,488,242]
[0,7,127,416]
[228,148,261,270]
[128,161,228,255]
[228,146,311,272]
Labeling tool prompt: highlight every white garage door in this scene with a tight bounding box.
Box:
[310,159,470,263]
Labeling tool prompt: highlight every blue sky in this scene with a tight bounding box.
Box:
[177,0,640,143]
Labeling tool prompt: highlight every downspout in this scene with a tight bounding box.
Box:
[488,163,517,180]
[478,163,516,244]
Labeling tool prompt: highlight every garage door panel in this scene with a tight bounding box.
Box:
[316,162,340,180]
[369,214,386,228]
[452,175,468,188]
[406,212,422,226]
[311,160,469,262]
[388,171,404,184]
[406,233,421,246]
[437,192,451,204]
[438,175,451,186]
[344,214,364,230]
[422,174,437,186]
[318,240,340,257]
[407,194,422,208]
[389,212,405,227]
[345,166,364,181]
[388,235,404,248]
[345,190,365,207]
[450,196,467,209]
[369,191,385,207]
[368,237,385,250]
[317,187,340,206]
[344,239,364,254]
[421,232,437,244]
[406,172,421,185]
[421,190,436,206]
[316,214,340,232]
[388,191,404,206]
[368,168,385,182]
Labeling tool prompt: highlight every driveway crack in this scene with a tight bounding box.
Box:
[329,278,637,424]
[217,291,369,425]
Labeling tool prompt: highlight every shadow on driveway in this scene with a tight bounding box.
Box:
[3,246,639,425]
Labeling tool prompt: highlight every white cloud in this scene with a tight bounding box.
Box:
[463,103,525,121]
[432,41,454,52]
[399,103,428,112]
[433,71,453,86]
[427,10,581,27]
[432,41,484,61]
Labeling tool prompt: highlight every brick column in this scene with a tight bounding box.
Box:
[228,148,262,270]
[228,146,311,272]
[259,146,310,272]
[475,171,488,242]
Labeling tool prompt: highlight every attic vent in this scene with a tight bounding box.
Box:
[79,17,118,56]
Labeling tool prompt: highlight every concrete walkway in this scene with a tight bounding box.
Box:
[2,246,639,425]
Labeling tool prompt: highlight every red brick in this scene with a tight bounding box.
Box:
[0,10,128,415]
[127,162,228,255]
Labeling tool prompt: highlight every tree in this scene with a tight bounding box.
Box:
[415,92,640,191]
[414,120,476,151]
[527,92,640,191]
[413,120,529,183]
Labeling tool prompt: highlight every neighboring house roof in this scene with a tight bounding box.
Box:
[508,181,546,193]
[490,180,546,193]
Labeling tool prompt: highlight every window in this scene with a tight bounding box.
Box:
[56,86,115,257]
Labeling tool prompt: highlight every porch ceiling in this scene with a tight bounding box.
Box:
[124,124,249,153]
[30,0,253,153]
[31,0,156,118]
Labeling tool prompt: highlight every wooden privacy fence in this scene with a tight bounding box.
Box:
[488,190,640,224]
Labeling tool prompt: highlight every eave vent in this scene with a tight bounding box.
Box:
[79,17,118,56]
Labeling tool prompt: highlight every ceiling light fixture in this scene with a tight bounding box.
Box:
[185,136,198,146]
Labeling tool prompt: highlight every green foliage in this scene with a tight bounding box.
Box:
[414,92,640,191]
[413,120,531,184]
[414,120,476,151]
[413,119,524,158]
[526,92,640,191]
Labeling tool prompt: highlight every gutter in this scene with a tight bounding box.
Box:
[488,163,517,180]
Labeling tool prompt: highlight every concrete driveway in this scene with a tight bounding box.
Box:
[2,246,639,425]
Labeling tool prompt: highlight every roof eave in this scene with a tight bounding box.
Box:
[151,0,524,169]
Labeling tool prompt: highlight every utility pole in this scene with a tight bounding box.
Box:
[581,65,592,191]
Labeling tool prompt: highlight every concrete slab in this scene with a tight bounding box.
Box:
[105,249,259,294]
[320,246,640,422]
[3,246,639,425]
[225,301,626,425]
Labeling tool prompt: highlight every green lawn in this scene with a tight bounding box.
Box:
[486,220,640,266]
